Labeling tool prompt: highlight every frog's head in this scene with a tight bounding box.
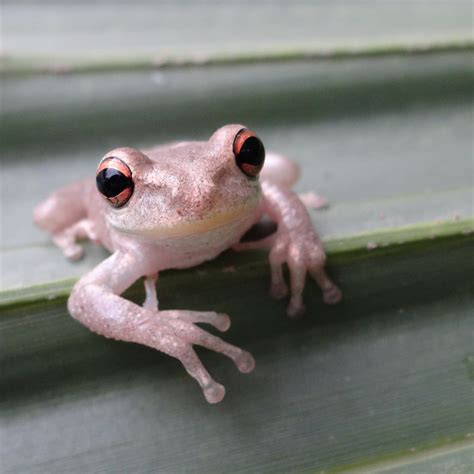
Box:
[95,124,265,240]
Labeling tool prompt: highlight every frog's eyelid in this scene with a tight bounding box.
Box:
[233,129,255,156]
[97,156,132,178]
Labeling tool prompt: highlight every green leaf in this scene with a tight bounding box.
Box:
[1,9,473,471]
[2,238,473,472]
[1,0,472,74]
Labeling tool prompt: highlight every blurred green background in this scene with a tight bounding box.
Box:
[1,2,473,473]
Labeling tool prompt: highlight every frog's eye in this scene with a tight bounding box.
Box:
[233,129,265,179]
[96,157,134,208]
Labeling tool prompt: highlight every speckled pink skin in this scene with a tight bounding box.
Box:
[34,124,342,403]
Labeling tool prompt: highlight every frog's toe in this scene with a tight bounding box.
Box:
[214,313,231,332]
[287,299,306,319]
[235,350,256,373]
[322,285,343,305]
[203,382,225,404]
[270,281,289,300]
[298,191,329,210]
[63,244,84,261]
[168,310,231,332]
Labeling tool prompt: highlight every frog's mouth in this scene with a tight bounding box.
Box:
[109,199,261,240]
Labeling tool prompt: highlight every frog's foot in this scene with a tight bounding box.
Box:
[135,310,254,403]
[315,280,343,305]
[268,232,342,318]
[158,311,252,369]
[298,192,329,210]
[68,252,254,404]
[268,254,289,300]
[233,235,289,299]
[53,235,84,260]
[52,219,97,261]
[232,233,276,252]
[165,310,231,332]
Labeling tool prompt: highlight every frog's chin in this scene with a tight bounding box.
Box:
[109,201,260,241]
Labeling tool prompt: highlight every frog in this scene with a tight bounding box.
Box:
[33,124,342,403]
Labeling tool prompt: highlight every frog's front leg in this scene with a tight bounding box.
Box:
[143,273,159,311]
[242,181,342,317]
[68,250,255,403]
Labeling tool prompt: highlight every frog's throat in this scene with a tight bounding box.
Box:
[110,201,260,239]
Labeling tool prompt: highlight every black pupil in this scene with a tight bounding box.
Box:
[96,168,131,197]
[238,136,265,167]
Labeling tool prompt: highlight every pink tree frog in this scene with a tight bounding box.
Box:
[34,125,342,403]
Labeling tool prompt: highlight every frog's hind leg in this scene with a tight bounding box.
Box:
[34,179,96,260]
[260,152,300,189]
[261,152,329,209]
[53,219,98,260]
[298,192,329,210]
